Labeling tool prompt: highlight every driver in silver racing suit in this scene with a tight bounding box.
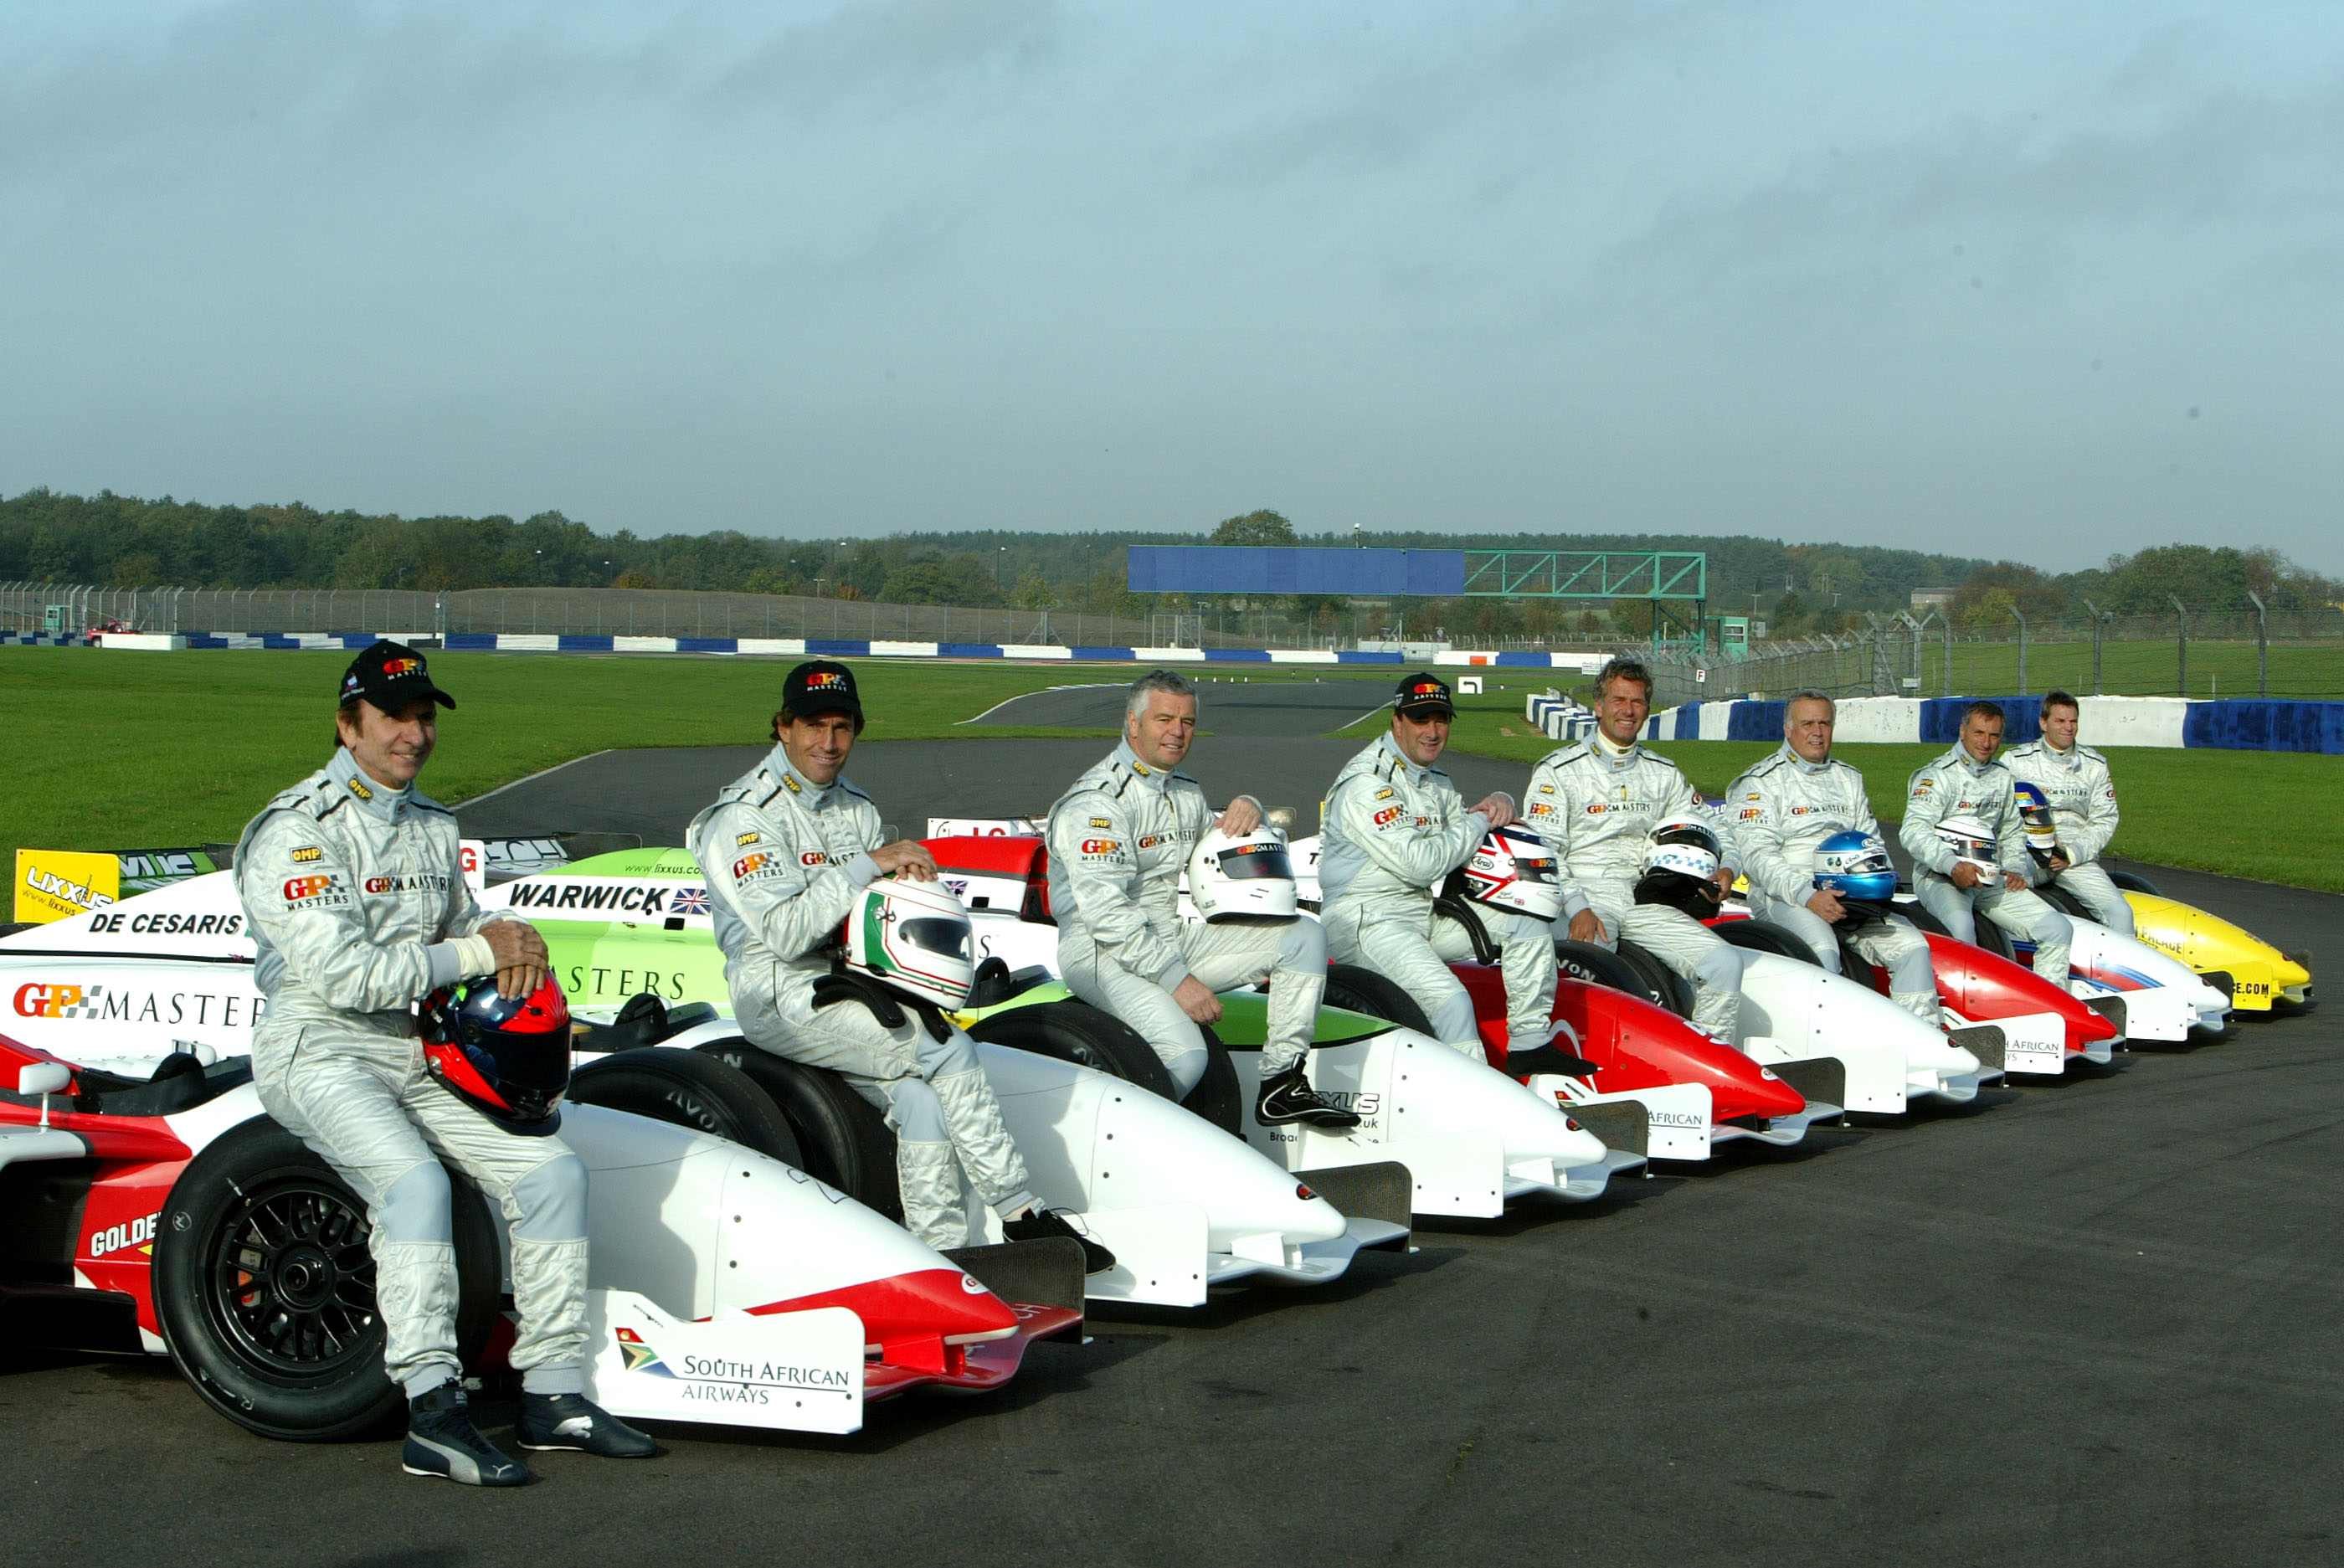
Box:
[1319,672,1558,1059]
[1724,690,1940,1021]
[1049,669,1356,1128]
[1899,699,2074,987]
[691,661,1108,1269]
[2001,690,2133,936]
[1525,656,1745,1043]
[238,641,651,1487]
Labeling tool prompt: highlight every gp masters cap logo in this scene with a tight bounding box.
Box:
[804,670,844,691]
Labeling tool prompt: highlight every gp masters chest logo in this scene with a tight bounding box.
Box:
[1080,839,1121,856]
[280,875,348,908]
[364,873,451,895]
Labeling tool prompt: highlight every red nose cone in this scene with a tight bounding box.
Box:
[750,1267,1019,1355]
[1549,979,1806,1122]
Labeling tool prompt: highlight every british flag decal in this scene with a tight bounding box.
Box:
[671,887,712,916]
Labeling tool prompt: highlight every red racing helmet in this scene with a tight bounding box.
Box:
[419,973,573,1135]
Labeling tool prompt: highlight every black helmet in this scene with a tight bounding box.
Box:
[419,974,572,1135]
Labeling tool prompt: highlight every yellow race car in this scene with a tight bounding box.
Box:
[2043,870,2314,1015]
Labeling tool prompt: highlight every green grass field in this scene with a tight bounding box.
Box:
[0,648,1369,851]
[1751,636,2344,702]
[8,648,2339,892]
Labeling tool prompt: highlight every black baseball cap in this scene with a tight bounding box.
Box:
[339,640,455,712]
[1393,672,1454,719]
[781,660,864,730]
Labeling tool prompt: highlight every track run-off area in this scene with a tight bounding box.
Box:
[9,679,2343,1568]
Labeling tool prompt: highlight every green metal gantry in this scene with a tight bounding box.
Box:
[1460,550,1708,650]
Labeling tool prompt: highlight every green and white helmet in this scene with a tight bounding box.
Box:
[846,877,977,1009]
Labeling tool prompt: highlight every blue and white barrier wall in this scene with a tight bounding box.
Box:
[1646,694,2344,755]
[89,630,1608,669]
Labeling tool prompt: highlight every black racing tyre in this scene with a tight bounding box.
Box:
[152,1116,498,1442]
[1715,919,1823,967]
[569,1048,803,1167]
[1322,964,1437,1036]
[1554,938,1676,1012]
[1901,901,1952,938]
[2108,869,2164,897]
[1901,896,2014,959]
[1182,1026,1245,1136]
[1615,940,1696,1018]
[694,1041,901,1220]
[966,1000,1178,1100]
[2038,883,2094,920]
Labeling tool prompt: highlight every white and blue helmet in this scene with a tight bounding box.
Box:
[1814,830,1897,909]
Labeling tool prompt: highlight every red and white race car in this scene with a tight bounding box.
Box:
[0,1031,1082,1444]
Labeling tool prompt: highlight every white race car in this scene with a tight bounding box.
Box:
[0,867,1413,1312]
[0,1031,1084,1444]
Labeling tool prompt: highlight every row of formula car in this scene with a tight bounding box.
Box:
[0,818,2311,1448]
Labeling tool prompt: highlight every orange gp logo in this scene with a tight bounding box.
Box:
[282,876,332,900]
[14,982,82,1017]
[734,855,768,877]
[799,851,827,866]
[1081,839,1119,854]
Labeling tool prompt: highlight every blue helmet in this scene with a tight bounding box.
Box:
[1814,830,1897,907]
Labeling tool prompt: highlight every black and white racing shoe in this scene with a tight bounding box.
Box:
[1254,1067,1361,1129]
[1001,1206,1118,1275]
[404,1385,530,1487]
[517,1392,660,1458]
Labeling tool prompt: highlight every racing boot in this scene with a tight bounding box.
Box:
[1001,1206,1118,1275]
[517,1391,660,1458]
[1255,1066,1361,1130]
[403,1383,530,1487]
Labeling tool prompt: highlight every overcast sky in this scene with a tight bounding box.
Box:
[4,2,2340,572]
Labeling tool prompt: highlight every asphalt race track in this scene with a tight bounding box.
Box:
[8,702,2342,1567]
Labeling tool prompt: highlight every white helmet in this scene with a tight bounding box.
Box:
[1462,825,1563,922]
[1640,815,1722,882]
[1935,815,2001,878]
[845,878,976,1009]
[1188,827,1298,921]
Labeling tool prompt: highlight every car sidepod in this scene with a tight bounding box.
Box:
[1200,991,1642,1217]
[1730,952,1994,1108]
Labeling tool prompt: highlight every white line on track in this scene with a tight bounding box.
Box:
[455,748,617,809]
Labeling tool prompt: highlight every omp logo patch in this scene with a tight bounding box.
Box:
[1089,817,1112,829]
[289,846,322,863]
[736,832,761,847]
[347,778,373,800]
[1374,788,1396,800]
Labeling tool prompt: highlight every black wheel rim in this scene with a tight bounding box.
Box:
[206,1177,381,1379]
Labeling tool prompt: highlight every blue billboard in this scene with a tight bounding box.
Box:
[1126,547,1466,596]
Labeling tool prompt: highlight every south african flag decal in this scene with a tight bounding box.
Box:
[615,1325,673,1377]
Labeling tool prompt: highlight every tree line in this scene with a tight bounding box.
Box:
[3,488,2329,640]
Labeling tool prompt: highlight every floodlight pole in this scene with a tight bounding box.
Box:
[2007,604,2028,696]
[2083,599,2106,694]
[2247,590,2268,697]
[2170,595,2189,697]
